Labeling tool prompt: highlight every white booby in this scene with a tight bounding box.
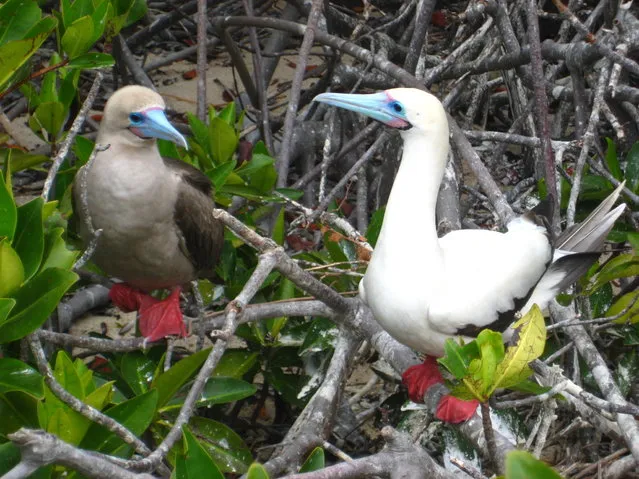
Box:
[74,86,224,341]
[313,88,626,422]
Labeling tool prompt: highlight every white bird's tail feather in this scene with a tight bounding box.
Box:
[524,182,626,314]
[556,181,627,252]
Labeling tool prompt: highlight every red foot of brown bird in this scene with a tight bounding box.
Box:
[109,284,187,342]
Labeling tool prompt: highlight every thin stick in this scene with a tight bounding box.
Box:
[42,73,103,201]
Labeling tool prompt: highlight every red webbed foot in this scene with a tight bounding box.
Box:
[402,356,444,403]
[109,283,145,312]
[436,395,480,424]
[402,355,479,423]
[138,287,187,342]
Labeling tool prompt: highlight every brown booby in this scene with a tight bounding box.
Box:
[313,88,626,422]
[74,85,224,341]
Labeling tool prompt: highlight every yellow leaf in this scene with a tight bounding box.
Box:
[490,305,546,394]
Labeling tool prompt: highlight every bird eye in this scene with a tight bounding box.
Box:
[129,112,144,124]
[390,101,404,113]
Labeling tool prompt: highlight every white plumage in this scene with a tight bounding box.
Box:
[315,88,626,357]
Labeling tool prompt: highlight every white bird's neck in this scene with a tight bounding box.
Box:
[374,129,449,261]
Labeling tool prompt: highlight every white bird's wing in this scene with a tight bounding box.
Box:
[428,219,552,336]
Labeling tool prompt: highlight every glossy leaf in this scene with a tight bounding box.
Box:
[28,101,66,139]
[151,347,211,408]
[209,117,238,164]
[12,197,43,280]
[591,254,639,291]
[209,160,237,190]
[61,15,94,58]
[299,447,325,472]
[626,140,639,193]
[175,427,224,479]
[465,330,505,399]
[0,0,42,44]
[0,171,17,240]
[67,52,114,69]
[80,389,158,455]
[0,298,15,324]
[492,305,546,392]
[0,442,20,476]
[614,350,639,397]
[39,227,77,272]
[0,267,78,343]
[438,338,480,380]
[164,377,256,410]
[607,291,639,324]
[604,138,622,180]
[0,17,56,90]
[120,352,155,396]
[267,277,295,338]
[299,317,338,356]
[0,240,24,297]
[0,358,43,398]
[188,417,252,474]
[506,450,562,479]
[366,207,386,248]
[213,350,259,378]
[246,463,270,479]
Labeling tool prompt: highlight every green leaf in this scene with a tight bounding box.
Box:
[492,306,546,392]
[209,117,238,164]
[0,268,78,343]
[176,427,224,479]
[0,17,56,90]
[0,358,43,397]
[39,227,77,272]
[213,350,259,378]
[300,317,338,356]
[61,15,94,58]
[67,52,114,69]
[0,0,42,44]
[209,160,237,190]
[614,349,639,397]
[12,197,43,280]
[152,348,211,408]
[604,138,622,180]
[236,153,275,178]
[28,101,66,139]
[506,450,562,479]
[8,152,49,172]
[366,207,386,248]
[0,298,15,323]
[591,254,639,291]
[80,389,158,455]
[0,442,20,476]
[164,377,256,411]
[438,338,480,380]
[0,240,24,297]
[246,463,270,479]
[120,352,155,396]
[188,417,252,474]
[267,277,295,337]
[464,330,505,399]
[299,447,325,472]
[217,102,236,126]
[54,350,85,399]
[626,140,639,193]
[0,170,17,241]
[606,291,639,324]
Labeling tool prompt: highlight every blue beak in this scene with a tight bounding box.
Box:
[136,109,188,149]
[312,91,410,129]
